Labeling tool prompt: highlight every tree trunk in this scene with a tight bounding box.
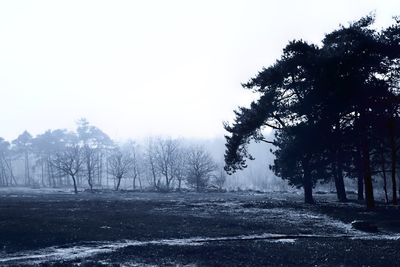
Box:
[382,165,389,204]
[302,159,315,204]
[332,124,347,202]
[334,153,347,202]
[334,171,347,202]
[25,151,30,186]
[165,171,170,191]
[355,146,364,200]
[47,161,53,187]
[151,162,157,190]
[87,156,93,192]
[88,173,93,192]
[153,174,157,190]
[357,173,364,201]
[138,175,142,191]
[41,160,45,187]
[398,172,400,200]
[362,140,375,209]
[389,119,398,205]
[98,153,102,187]
[380,146,389,204]
[71,174,78,194]
[106,156,109,189]
[5,158,16,186]
[116,176,121,191]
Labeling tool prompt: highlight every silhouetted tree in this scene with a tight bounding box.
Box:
[224,15,400,208]
[225,39,325,204]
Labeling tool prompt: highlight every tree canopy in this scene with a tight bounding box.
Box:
[224,15,400,208]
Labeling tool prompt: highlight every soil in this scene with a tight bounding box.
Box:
[0,189,399,266]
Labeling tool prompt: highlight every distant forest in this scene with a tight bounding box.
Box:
[0,118,229,193]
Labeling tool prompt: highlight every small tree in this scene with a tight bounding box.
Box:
[154,138,182,191]
[125,141,143,190]
[51,144,83,194]
[186,146,217,192]
[213,165,227,191]
[82,145,99,191]
[144,137,160,190]
[174,148,187,191]
[108,148,134,191]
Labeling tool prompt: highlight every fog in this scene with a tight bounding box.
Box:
[0,1,398,191]
[183,137,283,190]
[1,1,398,141]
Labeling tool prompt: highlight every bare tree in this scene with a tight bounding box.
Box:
[212,165,227,191]
[174,148,187,191]
[108,148,134,191]
[144,137,160,190]
[186,146,217,192]
[124,141,143,190]
[82,145,99,192]
[155,138,182,191]
[51,145,83,194]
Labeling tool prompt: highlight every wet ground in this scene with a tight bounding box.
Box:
[0,188,399,266]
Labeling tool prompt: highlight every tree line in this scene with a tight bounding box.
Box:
[0,119,226,193]
[224,15,400,209]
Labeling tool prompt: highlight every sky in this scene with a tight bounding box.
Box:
[0,0,399,141]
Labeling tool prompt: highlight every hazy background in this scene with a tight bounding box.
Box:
[1,0,399,142]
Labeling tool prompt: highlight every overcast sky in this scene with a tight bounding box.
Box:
[0,0,399,141]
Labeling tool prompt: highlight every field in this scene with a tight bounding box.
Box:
[0,188,400,266]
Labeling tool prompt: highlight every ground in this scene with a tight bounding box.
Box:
[0,188,399,266]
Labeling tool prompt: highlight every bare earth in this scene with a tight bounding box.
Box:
[0,188,399,266]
